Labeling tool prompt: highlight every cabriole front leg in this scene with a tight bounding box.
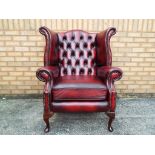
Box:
[43,83,53,133]
[106,112,115,132]
[107,91,116,132]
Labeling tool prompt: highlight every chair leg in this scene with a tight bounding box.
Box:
[106,112,115,132]
[43,112,54,133]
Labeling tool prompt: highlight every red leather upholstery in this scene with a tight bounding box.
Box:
[36,26,123,132]
[58,31,96,76]
[53,76,107,101]
[52,101,109,112]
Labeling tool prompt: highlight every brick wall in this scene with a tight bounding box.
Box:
[0,19,155,97]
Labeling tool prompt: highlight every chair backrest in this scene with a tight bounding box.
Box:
[58,30,97,76]
[39,27,116,77]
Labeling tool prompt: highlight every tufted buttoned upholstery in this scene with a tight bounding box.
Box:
[58,31,96,76]
[37,27,123,133]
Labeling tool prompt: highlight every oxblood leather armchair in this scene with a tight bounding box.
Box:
[36,26,123,133]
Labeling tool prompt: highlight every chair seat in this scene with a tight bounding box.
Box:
[53,76,107,101]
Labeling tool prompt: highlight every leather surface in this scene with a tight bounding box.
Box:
[39,27,59,66]
[96,27,116,66]
[37,27,123,114]
[52,101,109,112]
[36,66,59,82]
[58,30,96,76]
[53,76,107,101]
[97,66,123,81]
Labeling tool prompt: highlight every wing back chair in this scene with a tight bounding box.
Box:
[36,26,123,133]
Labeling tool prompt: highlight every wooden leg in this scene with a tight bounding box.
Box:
[43,112,54,133]
[106,112,115,132]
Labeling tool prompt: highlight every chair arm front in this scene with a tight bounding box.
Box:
[97,66,123,82]
[36,66,59,82]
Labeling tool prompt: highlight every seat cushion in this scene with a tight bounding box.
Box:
[53,76,107,101]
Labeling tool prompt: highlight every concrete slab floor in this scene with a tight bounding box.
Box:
[0,98,155,135]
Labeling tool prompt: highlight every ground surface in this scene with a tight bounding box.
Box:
[0,98,155,135]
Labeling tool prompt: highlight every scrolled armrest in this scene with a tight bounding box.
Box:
[97,66,123,82]
[36,66,59,82]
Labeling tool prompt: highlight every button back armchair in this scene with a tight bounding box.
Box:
[36,26,123,133]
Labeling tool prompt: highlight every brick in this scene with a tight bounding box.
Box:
[24,72,35,76]
[132,48,145,52]
[131,67,143,72]
[17,86,31,89]
[128,85,140,89]
[15,57,29,61]
[145,58,155,62]
[30,57,42,61]
[25,90,39,94]
[119,37,133,42]
[7,52,22,57]
[134,38,146,42]
[28,36,43,41]
[11,90,24,94]
[131,58,144,62]
[128,33,141,37]
[0,72,8,76]
[124,62,137,66]
[0,62,7,66]
[5,41,20,46]
[15,47,29,51]
[23,52,37,56]
[2,76,16,80]
[21,42,36,46]
[0,52,6,56]
[139,62,151,66]
[13,36,27,41]
[0,81,9,85]
[9,72,23,76]
[10,81,24,85]
[5,31,19,35]
[1,67,15,71]
[112,42,126,47]
[15,67,29,71]
[17,77,31,80]
[0,36,12,40]
[30,47,43,51]
[127,43,140,47]
[7,62,22,66]
[0,47,13,51]
[0,57,14,62]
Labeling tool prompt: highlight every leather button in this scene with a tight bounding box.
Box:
[63,68,67,75]
[71,50,75,57]
[87,50,92,57]
[63,51,67,57]
[63,36,67,40]
[71,35,75,40]
[75,60,80,66]
[75,43,80,48]
[79,50,84,57]
[88,35,92,40]
[84,59,88,66]
[88,68,92,75]
[59,42,64,48]
[91,42,95,48]
[71,68,76,74]
[80,68,84,74]
[67,59,71,65]
[83,42,88,48]
[67,42,71,48]
[80,35,83,40]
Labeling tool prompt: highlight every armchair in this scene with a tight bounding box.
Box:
[36,26,123,133]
